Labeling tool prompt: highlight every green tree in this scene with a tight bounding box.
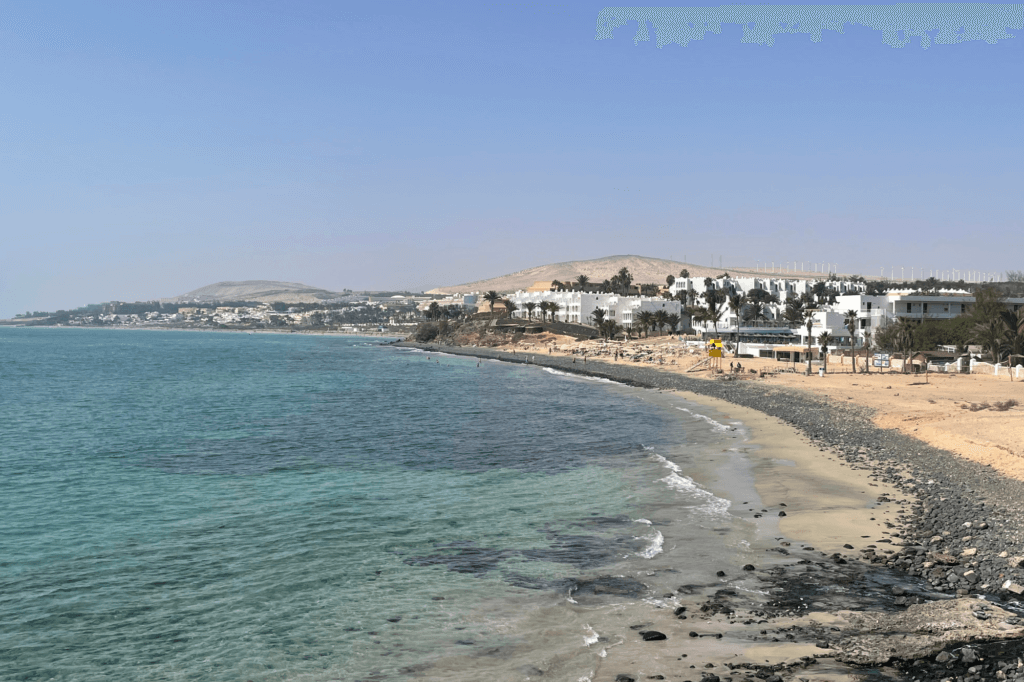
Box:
[503,299,518,318]
[600,319,622,340]
[575,274,590,290]
[844,309,859,373]
[591,308,606,327]
[804,311,816,375]
[666,312,680,334]
[728,293,745,348]
[427,301,441,320]
[548,302,561,322]
[653,309,668,335]
[970,286,1006,326]
[524,301,536,320]
[666,274,675,287]
[817,331,833,373]
[483,290,501,318]
[1002,308,1024,379]
[538,301,550,322]
[895,320,915,373]
[972,317,1006,365]
[617,267,633,295]
[679,268,689,279]
[637,310,654,338]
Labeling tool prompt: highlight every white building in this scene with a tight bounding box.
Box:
[509,290,685,330]
[670,276,1024,357]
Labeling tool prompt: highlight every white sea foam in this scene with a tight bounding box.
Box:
[656,469,732,519]
[675,406,735,431]
[583,625,599,646]
[660,471,698,493]
[598,648,607,658]
[637,530,664,558]
[650,452,682,473]
[540,367,620,383]
[633,518,652,525]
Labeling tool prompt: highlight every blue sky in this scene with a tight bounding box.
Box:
[1,1,1021,316]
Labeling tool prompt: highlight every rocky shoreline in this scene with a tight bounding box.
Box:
[394,340,1024,682]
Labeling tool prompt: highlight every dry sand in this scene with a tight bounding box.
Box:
[500,333,1024,482]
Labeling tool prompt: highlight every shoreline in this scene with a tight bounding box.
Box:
[396,340,1024,681]
[0,324,404,338]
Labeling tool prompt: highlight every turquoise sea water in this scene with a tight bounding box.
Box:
[0,329,761,681]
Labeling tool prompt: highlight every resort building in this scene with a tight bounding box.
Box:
[508,290,684,328]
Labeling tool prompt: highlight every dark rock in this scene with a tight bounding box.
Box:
[716,570,726,577]
[743,564,756,571]
[640,630,667,641]
[615,676,636,682]
[778,511,787,517]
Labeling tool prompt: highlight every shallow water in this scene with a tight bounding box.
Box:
[0,329,776,681]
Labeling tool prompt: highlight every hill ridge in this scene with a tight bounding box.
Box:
[427,255,755,294]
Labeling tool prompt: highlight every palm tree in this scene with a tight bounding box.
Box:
[548,302,562,323]
[742,300,767,325]
[817,331,833,373]
[783,299,805,326]
[666,312,680,334]
[427,301,441,320]
[679,268,689,279]
[503,299,518,318]
[637,310,654,338]
[653,309,668,335]
[728,293,745,350]
[863,330,873,374]
[1002,309,1024,380]
[666,274,675,288]
[617,267,633,295]
[844,309,859,373]
[538,301,550,322]
[705,306,723,335]
[600,319,622,340]
[524,301,536,320]
[575,274,590,290]
[896,321,915,374]
[972,317,1006,367]
[803,310,816,375]
[591,308,606,327]
[483,290,501,318]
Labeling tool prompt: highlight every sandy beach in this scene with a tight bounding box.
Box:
[477,332,1024,482]
[397,336,1024,682]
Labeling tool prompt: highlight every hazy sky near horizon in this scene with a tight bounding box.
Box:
[2,1,1022,317]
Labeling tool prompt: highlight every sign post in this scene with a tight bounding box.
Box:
[708,339,723,371]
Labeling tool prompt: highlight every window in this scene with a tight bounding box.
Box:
[906,303,912,313]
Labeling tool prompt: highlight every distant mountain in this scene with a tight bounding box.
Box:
[168,280,344,304]
[426,255,757,294]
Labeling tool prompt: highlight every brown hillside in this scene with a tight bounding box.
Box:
[426,255,758,294]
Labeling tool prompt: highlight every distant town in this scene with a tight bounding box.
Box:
[5,264,1024,374]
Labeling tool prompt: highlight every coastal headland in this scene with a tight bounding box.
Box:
[395,334,1024,682]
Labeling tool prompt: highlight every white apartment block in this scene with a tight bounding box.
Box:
[673,277,1024,355]
[509,290,683,328]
